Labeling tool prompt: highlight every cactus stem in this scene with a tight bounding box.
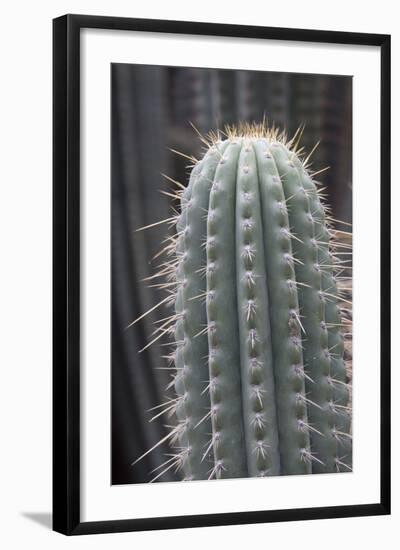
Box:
[132,124,352,480]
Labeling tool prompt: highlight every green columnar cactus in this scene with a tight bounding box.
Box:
[135,123,352,480]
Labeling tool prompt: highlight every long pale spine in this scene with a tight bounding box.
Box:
[236,140,280,477]
[253,139,311,474]
[206,141,248,479]
[271,143,337,472]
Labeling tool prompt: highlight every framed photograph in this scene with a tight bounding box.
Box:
[53,14,391,535]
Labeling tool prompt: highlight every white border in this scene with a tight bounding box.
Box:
[81,28,381,522]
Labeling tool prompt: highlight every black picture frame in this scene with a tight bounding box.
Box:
[53,14,391,535]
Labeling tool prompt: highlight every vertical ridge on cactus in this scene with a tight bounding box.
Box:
[133,122,352,481]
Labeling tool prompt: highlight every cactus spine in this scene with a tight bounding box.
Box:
[134,123,352,480]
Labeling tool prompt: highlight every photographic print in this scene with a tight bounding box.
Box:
[53,15,390,534]
[111,64,353,485]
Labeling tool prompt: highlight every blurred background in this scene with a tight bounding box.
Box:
[111,63,352,485]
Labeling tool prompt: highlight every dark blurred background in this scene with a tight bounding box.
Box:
[111,63,352,485]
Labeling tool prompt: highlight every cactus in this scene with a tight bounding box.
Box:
[133,122,352,481]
